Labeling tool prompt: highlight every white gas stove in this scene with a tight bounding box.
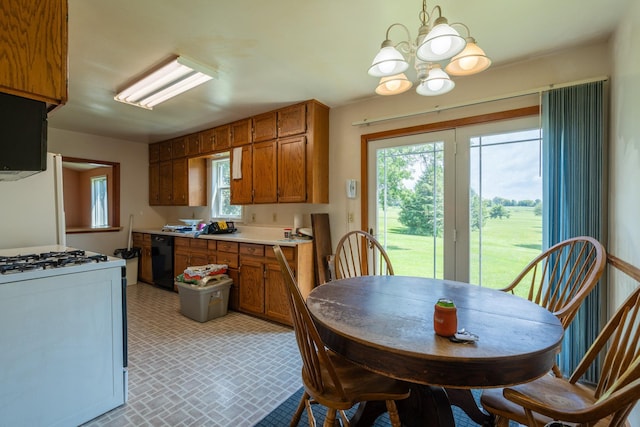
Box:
[0,245,124,283]
[0,245,128,426]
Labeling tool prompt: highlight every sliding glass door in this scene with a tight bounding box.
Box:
[368,116,541,285]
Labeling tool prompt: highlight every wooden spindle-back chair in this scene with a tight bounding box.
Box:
[481,254,640,427]
[273,245,410,427]
[333,230,393,280]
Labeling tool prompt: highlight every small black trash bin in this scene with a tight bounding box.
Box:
[114,247,141,286]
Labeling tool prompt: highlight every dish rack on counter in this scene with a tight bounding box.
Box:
[201,221,237,235]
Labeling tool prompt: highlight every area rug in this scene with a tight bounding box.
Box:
[254,387,515,426]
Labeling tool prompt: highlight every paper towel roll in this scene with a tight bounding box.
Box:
[293,214,302,231]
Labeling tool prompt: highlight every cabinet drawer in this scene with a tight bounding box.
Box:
[217,241,239,253]
[190,239,208,251]
[143,234,152,243]
[175,237,190,248]
[266,245,294,261]
[216,253,238,269]
[207,240,217,251]
[240,243,264,257]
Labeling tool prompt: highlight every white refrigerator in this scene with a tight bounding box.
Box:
[0,152,66,249]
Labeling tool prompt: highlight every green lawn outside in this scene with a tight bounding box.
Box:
[377,206,542,291]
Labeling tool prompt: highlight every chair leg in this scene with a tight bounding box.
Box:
[385,400,402,427]
[324,408,337,427]
[494,415,511,427]
[290,392,308,427]
[338,410,350,427]
[306,398,317,427]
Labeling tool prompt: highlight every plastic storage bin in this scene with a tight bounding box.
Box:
[176,275,232,322]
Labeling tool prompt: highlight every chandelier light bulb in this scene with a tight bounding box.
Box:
[458,55,479,71]
[376,73,412,95]
[429,35,452,56]
[427,78,444,92]
[445,39,492,76]
[368,45,409,77]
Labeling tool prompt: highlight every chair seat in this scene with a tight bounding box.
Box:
[302,351,410,411]
[481,375,625,427]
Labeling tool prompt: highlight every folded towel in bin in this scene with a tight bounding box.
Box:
[184,264,228,280]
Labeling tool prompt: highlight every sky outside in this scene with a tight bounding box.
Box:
[469,130,542,201]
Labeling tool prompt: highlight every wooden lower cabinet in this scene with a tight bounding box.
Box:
[174,237,209,291]
[238,242,313,326]
[265,262,291,324]
[132,232,153,284]
[238,258,265,314]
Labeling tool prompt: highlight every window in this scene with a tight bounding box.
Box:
[62,157,120,233]
[91,175,108,227]
[211,157,242,219]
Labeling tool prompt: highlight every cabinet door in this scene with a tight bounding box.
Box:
[159,141,173,161]
[159,161,173,205]
[265,262,292,325]
[278,103,307,137]
[239,259,265,315]
[278,135,307,203]
[0,0,68,104]
[149,143,160,163]
[253,112,277,142]
[185,133,201,157]
[172,158,188,205]
[252,140,277,204]
[214,125,231,151]
[172,137,186,158]
[174,237,190,278]
[230,145,253,204]
[149,163,160,205]
[230,119,252,147]
[141,243,153,284]
[200,129,215,154]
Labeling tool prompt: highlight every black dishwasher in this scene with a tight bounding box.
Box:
[151,235,174,290]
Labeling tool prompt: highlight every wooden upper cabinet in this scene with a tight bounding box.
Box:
[278,103,307,137]
[185,133,201,157]
[278,135,307,203]
[214,125,231,151]
[159,141,172,161]
[149,163,160,205]
[252,112,277,143]
[0,0,68,105]
[172,137,186,158]
[158,161,173,205]
[173,157,207,206]
[252,140,277,204]
[230,118,252,147]
[148,143,160,164]
[230,145,253,205]
[200,128,215,154]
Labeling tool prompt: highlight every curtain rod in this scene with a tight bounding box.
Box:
[352,75,609,127]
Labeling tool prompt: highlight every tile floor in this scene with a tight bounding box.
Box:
[82,283,302,427]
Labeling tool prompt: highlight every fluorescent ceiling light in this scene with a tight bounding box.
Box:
[114,56,217,110]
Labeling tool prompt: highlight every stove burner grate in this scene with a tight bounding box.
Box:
[0,250,109,274]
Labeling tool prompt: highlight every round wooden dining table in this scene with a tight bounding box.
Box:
[306,275,564,427]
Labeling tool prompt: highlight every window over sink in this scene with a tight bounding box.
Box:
[210,155,242,220]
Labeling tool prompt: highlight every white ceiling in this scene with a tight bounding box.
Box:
[47,0,630,144]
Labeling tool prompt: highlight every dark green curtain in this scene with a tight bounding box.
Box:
[542,80,608,381]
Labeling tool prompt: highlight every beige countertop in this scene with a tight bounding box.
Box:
[133,225,312,247]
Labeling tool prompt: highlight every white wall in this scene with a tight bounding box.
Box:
[48,128,166,255]
[611,0,640,424]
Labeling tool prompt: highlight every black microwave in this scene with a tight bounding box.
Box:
[0,92,47,180]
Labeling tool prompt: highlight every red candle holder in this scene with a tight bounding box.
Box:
[434,298,457,337]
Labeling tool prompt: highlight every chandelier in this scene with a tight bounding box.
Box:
[368,0,491,96]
